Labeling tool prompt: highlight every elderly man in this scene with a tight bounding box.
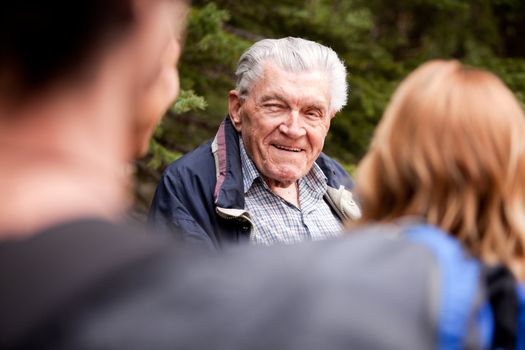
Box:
[149,37,360,248]
[0,3,499,345]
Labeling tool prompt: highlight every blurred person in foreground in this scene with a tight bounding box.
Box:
[149,37,361,249]
[356,59,525,282]
[0,0,515,348]
[355,60,525,348]
[0,0,189,347]
[0,0,186,235]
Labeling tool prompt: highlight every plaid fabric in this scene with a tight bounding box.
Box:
[239,138,343,245]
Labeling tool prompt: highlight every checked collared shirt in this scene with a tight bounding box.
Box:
[240,138,343,245]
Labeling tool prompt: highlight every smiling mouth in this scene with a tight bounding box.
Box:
[272,144,303,153]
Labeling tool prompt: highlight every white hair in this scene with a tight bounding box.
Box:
[235,37,348,113]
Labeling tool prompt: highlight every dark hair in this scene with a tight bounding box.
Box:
[0,0,136,102]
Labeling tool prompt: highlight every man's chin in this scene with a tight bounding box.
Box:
[263,167,307,186]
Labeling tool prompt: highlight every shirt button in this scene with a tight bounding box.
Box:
[241,225,250,232]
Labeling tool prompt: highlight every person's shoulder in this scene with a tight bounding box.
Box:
[0,218,172,350]
[316,152,355,189]
[163,140,214,178]
[317,152,345,171]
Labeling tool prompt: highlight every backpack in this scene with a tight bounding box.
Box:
[405,223,525,350]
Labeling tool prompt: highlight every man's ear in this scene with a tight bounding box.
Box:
[228,90,243,132]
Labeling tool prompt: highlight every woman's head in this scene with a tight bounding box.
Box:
[356,60,525,279]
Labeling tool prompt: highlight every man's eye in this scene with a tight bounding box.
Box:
[305,110,322,119]
[264,104,285,111]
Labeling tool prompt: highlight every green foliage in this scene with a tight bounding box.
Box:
[147,139,182,170]
[137,0,525,211]
[144,89,206,171]
[180,3,251,96]
[170,89,207,114]
[155,0,525,163]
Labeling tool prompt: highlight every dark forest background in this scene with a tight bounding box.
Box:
[133,0,525,218]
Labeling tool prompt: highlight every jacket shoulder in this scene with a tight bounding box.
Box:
[156,140,217,208]
[163,140,214,180]
[316,152,355,190]
[149,140,218,245]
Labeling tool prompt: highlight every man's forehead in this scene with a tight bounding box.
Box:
[260,61,327,79]
[258,91,329,109]
[253,63,331,107]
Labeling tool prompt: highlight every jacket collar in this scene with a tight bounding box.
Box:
[211,116,245,210]
[211,116,359,220]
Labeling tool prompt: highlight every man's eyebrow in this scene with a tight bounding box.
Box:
[259,94,288,103]
[306,101,325,108]
[258,94,329,111]
[296,98,329,112]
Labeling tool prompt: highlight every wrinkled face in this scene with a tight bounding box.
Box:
[229,63,333,184]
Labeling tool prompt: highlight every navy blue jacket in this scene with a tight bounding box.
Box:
[148,116,360,250]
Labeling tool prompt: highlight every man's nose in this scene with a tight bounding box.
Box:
[278,111,306,138]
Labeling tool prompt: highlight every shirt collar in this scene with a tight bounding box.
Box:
[301,160,328,200]
[239,136,328,196]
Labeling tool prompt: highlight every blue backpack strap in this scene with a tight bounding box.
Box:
[405,224,490,350]
[518,284,525,350]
